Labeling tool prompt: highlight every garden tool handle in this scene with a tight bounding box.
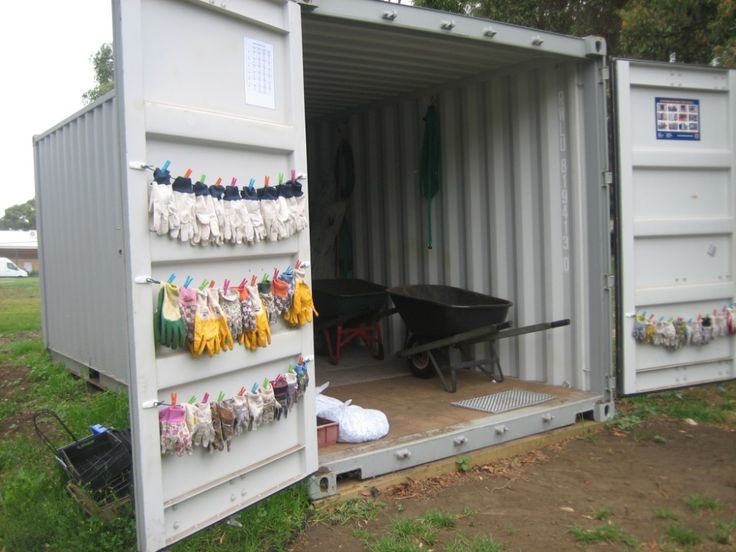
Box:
[549,318,571,328]
[33,410,79,455]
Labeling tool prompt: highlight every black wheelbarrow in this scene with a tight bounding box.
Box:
[388,285,570,392]
[313,279,397,365]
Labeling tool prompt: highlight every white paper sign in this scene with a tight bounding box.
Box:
[244,37,275,109]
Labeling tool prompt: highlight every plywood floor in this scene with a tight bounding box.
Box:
[315,344,597,456]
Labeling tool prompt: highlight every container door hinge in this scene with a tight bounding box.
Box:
[602,171,613,188]
[294,0,318,10]
[601,66,610,81]
[604,273,615,291]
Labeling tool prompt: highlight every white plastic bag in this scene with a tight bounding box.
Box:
[315,383,389,443]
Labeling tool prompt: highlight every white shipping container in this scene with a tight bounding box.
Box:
[32,1,735,550]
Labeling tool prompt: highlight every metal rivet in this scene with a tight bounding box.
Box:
[382,10,398,20]
[173,521,180,530]
[441,20,456,30]
[241,489,247,497]
[542,413,554,423]
[495,425,508,435]
[453,436,467,446]
[532,36,544,46]
[483,27,497,38]
[231,494,236,502]
[395,448,411,459]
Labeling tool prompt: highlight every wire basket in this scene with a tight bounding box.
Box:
[33,410,132,496]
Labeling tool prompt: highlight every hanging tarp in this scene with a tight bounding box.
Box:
[420,104,441,249]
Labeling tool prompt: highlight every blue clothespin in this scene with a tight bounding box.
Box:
[167,273,176,283]
[183,276,193,288]
[251,382,259,393]
[161,160,171,172]
[249,178,256,189]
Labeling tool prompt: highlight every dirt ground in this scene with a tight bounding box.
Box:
[295,418,736,551]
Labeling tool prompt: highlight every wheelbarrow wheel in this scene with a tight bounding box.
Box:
[406,336,434,379]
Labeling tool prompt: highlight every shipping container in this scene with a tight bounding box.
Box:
[33,1,735,550]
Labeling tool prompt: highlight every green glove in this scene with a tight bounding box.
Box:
[156,283,187,349]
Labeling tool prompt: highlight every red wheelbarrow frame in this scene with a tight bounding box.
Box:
[317,308,397,365]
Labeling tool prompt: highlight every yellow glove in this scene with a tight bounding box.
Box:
[286,280,318,326]
[255,309,272,348]
[207,288,233,351]
[191,290,220,357]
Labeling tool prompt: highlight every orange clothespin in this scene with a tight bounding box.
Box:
[264,175,270,187]
[170,392,177,406]
[184,168,192,179]
[239,278,247,290]
[239,386,245,396]
[209,280,215,288]
[215,177,223,186]
[298,354,304,364]
[295,259,301,269]
[251,274,257,286]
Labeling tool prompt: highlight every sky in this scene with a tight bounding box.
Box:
[0,1,112,217]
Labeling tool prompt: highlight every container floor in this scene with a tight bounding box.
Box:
[315,343,597,459]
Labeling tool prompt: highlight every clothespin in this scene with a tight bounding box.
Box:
[215,177,222,186]
[278,172,284,185]
[199,174,207,184]
[249,178,255,189]
[161,160,171,172]
[199,279,209,290]
[298,354,304,365]
[217,391,225,402]
[188,395,196,404]
[239,386,245,396]
[223,279,230,294]
[251,274,257,286]
[264,175,270,187]
[273,268,279,280]
[209,280,215,288]
[262,273,270,283]
[231,177,238,187]
[291,169,296,182]
[288,364,294,373]
[251,382,259,393]
[202,392,210,403]
[183,276,193,288]
[184,168,193,179]
[170,392,177,406]
[262,377,270,389]
[239,278,247,290]
[295,259,301,269]
[167,273,176,283]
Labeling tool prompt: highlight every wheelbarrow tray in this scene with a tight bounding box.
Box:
[387,285,512,339]
[313,279,387,319]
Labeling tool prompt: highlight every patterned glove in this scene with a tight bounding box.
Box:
[271,375,289,420]
[295,359,309,401]
[285,370,298,410]
[246,389,264,430]
[208,288,234,352]
[179,287,198,345]
[160,405,193,457]
[191,290,221,357]
[219,288,243,344]
[272,276,292,317]
[208,402,225,453]
[218,401,236,452]
[259,382,279,425]
[185,402,215,449]
[232,394,251,435]
[285,268,318,326]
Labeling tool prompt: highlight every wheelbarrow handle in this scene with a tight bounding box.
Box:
[550,318,571,328]
[33,410,79,455]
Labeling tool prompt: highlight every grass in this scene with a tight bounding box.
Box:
[314,498,385,525]
[656,509,679,520]
[684,494,721,513]
[710,519,736,545]
[444,533,504,552]
[0,278,312,552]
[354,510,467,552]
[666,524,702,546]
[568,523,638,548]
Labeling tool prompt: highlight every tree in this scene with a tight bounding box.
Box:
[0,200,36,230]
[619,0,736,66]
[82,43,114,104]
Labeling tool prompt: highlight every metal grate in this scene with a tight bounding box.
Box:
[452,389,554,414]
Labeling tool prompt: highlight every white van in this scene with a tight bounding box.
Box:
[0,257,28,278]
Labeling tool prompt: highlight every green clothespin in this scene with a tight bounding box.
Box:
[262,377,270,389]
[262,273,269,283]
[278,172,284,185]
[188,395,196,404]
[288,364,295,373]
[217,391,225,402]
[199,174,206,184]
[199,279,209,290]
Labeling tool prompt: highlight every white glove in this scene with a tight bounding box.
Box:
[243,187,265,242]
[260,187,282,242]
[276,185,294,239]
[209,185,226,246]
[222,186,243,244]
[192,181,211,246]
[236,190,255,245]
[149,168,176,236]
[291,179,308,231]
[170,176,195,242]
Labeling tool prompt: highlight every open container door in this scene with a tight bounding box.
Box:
[113,0,316,550]
[615,59,736,394]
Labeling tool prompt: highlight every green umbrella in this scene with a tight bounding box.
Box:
[420,104,441,249]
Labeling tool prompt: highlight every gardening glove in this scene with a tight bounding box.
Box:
[662,321,677,350]
[259,187,282,242]
[276,184,294,239]
[238,188,255,244]
[271,375,289,420]
[179,286,198,345]
[160,405,193,457]
[259,281,279,325]
[190,289,221,356]
[259,382,279,425]
[689,319,705,345]
[232,394,251,435]
[246,389,264,430]
[674,319,688,349]
[291,178,308,232]
[209,184,226,246]
[285,269,318,326]
[239,286,257,333]
[170,176,195,242]
[702,315,713,342]
[218,400,236,452]
[154,283,187,350]
[149,167,175,236]
[632,314,646,343]
[207,288,234,352]
[272,276,292,317]
[223,185,244,244]
[243,186,265,242]
[219,288,243,343]
[285,370,298,410]
[191,181,209,245]
[295,359,309,401]
[713,310,727,338]
[208,402,225,453]
[185,402,216,449]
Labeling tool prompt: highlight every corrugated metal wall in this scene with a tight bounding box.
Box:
[307,60,602,390]
[33,95,129,384]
